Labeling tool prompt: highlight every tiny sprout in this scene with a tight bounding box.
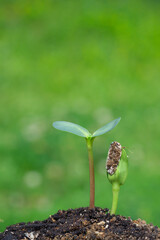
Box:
[53,117,121,208]
[106,142,128,215]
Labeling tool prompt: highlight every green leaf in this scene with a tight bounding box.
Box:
[92,117,121,137]
[53,121,91,138]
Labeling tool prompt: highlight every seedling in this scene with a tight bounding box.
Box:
[53,118,121,208]
[106,142,128,214]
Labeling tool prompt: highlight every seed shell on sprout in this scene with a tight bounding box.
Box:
[106,141,122,175]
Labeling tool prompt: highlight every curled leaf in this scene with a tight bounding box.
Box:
[107,143,128,186]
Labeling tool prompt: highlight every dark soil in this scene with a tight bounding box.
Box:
[0,207,160,240]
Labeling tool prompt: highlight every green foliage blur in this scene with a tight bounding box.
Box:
[0,0,160,231]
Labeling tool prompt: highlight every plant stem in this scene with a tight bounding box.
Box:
[111,182,120,215]
[86,138,95,208]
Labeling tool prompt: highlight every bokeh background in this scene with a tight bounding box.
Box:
[1,0,160,232]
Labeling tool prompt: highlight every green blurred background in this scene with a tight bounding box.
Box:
[0,0,160,232]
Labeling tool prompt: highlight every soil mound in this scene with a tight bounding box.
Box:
[0,207,160,240]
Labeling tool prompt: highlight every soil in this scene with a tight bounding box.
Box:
[0,207,160,240]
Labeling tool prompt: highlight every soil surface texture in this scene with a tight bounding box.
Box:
[0,207,160,240]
